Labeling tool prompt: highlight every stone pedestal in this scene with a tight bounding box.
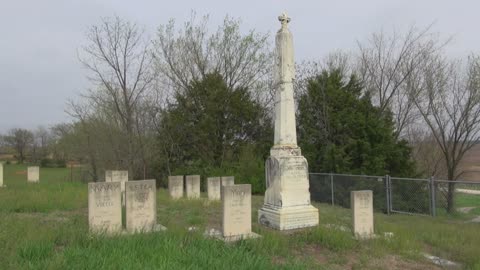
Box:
[258,147,318,230]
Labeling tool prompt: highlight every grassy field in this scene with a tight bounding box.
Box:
[1,164,479,269]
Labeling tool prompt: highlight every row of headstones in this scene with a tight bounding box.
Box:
[90,173,373,240]
[167,175,234,200]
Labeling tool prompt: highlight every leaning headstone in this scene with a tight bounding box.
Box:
[168,175,184,199]
[351,190,374,239]
[220,184,259,241]
[105,170,128,205]
[207,177,221,200]
[221,176,234,187]
[88,182,122,234]
[185,175,200,199]
[0,163,4,187]
[126,180,162,232]
[27,166,40,183]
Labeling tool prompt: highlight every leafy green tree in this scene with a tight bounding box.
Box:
[155,73,271,192]
[298,69,423,212]
[297,69,415,177]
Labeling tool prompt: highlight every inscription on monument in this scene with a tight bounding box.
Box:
[88,182,122,233]
[126,180,156,232]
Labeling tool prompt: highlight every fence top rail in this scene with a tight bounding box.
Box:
[390,177,429,182]
[309,172,384,179]
[433,179,480,184]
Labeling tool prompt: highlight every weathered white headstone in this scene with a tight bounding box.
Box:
[351,190,374,239]
[207,177,221,200]
[221,176,234,187]
[88,182,122,234]
[258,13,318,230]
[105,170,128,205]
[185,175,200,199]
[0,163,4,187]
[126,180,157,232]
[168,175,184,199]
[221,184,259,241]
[27,166,40,183]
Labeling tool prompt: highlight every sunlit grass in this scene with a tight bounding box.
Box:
[0,165,479,269]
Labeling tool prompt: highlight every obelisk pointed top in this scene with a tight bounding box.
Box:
[278,12,291,29]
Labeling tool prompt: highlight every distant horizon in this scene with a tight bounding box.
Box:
[1,0,479,133]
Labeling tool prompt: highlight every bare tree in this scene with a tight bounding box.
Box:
[358,24,448,137]
[153,13,273,105]
[414,55,480,212]
[78,16,155,178]
[3,128,34,163]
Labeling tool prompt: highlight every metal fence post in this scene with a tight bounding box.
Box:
[385,175,391,215]
[330,173,334,206]
[430,176,436,217]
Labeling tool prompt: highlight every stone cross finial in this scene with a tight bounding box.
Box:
[278,12,291,28]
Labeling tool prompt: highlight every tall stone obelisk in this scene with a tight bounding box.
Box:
[258,13,319,230]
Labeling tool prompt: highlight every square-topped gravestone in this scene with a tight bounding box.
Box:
[0,163,4,187]
[105,170,128,205]
[221,176,234,186]
[185,175,200,199]
[125,180,157,232]
[88,182,122,234]
[220,184,260,241]
[351,190,374,239]
[207,177,221,200]
[27,166,40,183]
[168,175,184,199]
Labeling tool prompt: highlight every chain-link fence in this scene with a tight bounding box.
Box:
[309,173,480,218]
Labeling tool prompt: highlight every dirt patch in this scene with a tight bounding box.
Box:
[457,207,476,213]
[12,209,86,223]
[366,255,442,270]
[297,244,330,265]
[15,170,26,175]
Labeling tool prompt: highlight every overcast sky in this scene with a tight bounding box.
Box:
[0,0,479,133]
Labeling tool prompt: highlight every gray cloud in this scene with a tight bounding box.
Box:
[0,0,478,132]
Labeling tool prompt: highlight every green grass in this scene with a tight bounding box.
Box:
[1,164,480,269]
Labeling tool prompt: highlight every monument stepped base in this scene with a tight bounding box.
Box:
[258,205,319,230]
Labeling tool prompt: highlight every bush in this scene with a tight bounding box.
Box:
[40,159,67,168]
